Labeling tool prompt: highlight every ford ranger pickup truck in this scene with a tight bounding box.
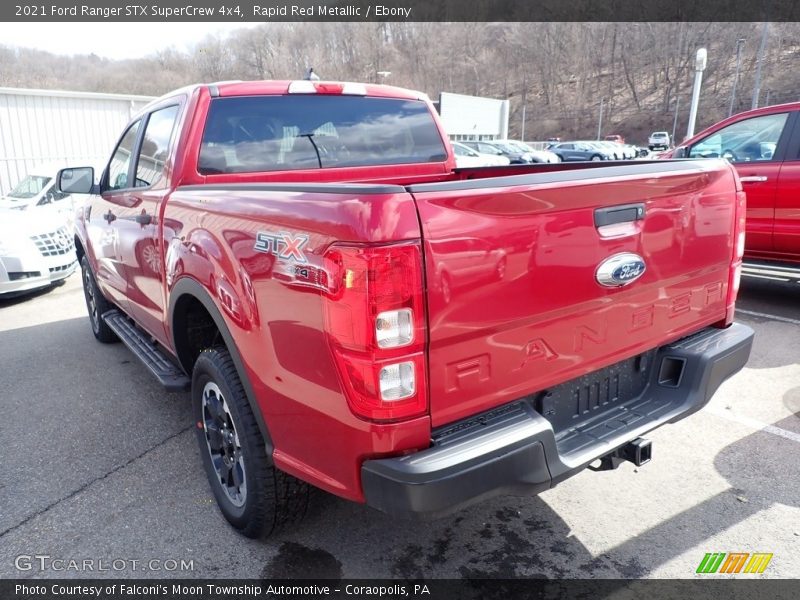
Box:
[57,80,754,538]
[665,101,800,283]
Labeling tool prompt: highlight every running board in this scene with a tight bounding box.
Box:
[102,310,191,392]
[742,260,800,284]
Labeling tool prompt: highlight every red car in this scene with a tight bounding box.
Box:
[665,102,800,274]
[58,80,752,538]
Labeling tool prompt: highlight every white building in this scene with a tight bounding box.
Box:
[437,92,509,141]
[0,87,155,196]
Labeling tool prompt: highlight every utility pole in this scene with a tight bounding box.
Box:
[520,74,527,141]
[728,38,746,117]
[752,23,768,109]
[672,95,680,144]
[597,98,605,141]
[686,48,708,140]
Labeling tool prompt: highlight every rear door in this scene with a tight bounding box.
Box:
[121,103,182,346]
[409,161,738,426]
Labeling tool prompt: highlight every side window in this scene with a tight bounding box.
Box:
[135,105,180,188]
[106,121,141,191]
[689,112,788,162]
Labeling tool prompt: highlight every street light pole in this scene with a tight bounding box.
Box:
[521,74,527,141]
[686,48,708,140]
[752,23,769,109]
[672,95,680,144]
[728,38,746,117]
[597,97,604,141]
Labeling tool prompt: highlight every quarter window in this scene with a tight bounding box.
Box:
[106,121,141,191]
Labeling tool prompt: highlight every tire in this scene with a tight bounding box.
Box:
[193,347,309,538]
[591,154,602,161]
[80,255,117,343]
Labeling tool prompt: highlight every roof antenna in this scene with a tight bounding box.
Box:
[304,67,320,81]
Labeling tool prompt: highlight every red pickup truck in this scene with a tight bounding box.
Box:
[58,80,753,538]
[666,102,800,281]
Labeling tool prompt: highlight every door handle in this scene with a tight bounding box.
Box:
[740,176,767,183]
[103,210,116,223]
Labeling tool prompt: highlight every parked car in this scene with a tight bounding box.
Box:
[649,131,671,151]
[462,140,531,164]
[0,168,75,213]
[503,140,561,163]
[605,134,625,144]
[59,78,751,538]
[548,141,607,161]
[662,101,800,268]
[0,209,78,296]
[594,140,631,160]
[451,141,510,168]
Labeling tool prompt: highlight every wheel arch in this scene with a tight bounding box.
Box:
[168,277,274,461]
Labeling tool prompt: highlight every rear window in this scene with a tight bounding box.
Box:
[198,95,448,174]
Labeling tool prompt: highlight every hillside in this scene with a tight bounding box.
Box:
[1,22,798,145]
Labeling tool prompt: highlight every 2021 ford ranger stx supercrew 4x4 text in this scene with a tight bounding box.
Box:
[57,80,753,537]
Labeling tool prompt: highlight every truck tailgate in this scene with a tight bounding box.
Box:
[408,160,738,427]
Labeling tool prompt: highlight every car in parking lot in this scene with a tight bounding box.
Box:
[502,140,561,163]
[0,169,75,213]
[462,140,532,164]
[649,131,671,151]
[451,141,511,168]
[0,210,77,296]
[548,141,611,161]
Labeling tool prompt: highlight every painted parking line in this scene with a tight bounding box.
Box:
[706,407,800,444]
[736,309,800,327]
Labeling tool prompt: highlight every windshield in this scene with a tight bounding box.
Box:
[199,95,448,173]
[492,142,519,154]
[8,175,51,199]
[511,141,535,152]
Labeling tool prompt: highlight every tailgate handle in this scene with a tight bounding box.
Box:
[594,203,646,228]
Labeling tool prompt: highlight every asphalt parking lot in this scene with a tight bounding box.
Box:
[0,272,798,579]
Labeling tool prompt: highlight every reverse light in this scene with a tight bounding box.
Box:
[322,242,427,421]
[379,362,416,401]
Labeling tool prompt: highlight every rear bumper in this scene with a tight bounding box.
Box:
[362,323,754,518]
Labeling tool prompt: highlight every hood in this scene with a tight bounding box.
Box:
[0,208,69,239]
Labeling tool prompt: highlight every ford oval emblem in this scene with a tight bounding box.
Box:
[596,252,646,287]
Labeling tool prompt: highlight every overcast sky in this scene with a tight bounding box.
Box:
[0,23,261,60]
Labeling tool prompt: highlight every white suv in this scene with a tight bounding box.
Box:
[648,131,671,151]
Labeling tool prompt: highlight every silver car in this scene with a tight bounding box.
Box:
[0,210,78,296]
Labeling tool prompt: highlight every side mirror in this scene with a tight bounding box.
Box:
[672,147,688,159]
[57,167,96,194]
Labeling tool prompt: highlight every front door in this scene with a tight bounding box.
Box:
[687,111,795,258]
[87,119,142,311]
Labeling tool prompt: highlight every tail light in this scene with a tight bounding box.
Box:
[322,242,427,421]
[723,189,747,326]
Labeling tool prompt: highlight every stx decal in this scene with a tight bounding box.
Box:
[254,231,309,263]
